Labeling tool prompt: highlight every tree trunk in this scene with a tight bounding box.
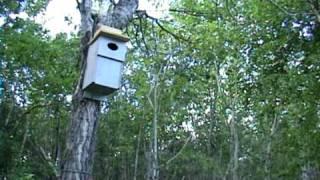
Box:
[230,102,239,180]
[133,123,142,180]
[264,114,278,180]
[230,117,239,180]
[61,0,138,179]
[147,72,161,180]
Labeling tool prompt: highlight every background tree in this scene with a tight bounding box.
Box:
[0,0,77,179]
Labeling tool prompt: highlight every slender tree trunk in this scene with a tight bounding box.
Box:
[207,87,215,155]
[230,103,239,180]
[152,78,159,180]
[61,0,138,179]
[134,124,142,180]
[147,72,160,180]
[264,114,278,180]
[53,106,61,177]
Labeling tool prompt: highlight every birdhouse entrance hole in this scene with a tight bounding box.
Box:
[108,42,118,51]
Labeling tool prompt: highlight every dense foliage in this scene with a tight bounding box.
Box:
[1,0,320,179]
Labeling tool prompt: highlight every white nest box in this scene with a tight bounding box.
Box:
[82,26,129,101]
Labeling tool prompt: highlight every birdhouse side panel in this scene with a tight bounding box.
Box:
[96,37,127,61]
[95,57,123,89]
[82,42,98,90]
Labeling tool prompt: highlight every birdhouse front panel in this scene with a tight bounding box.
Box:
[95,56,123,89]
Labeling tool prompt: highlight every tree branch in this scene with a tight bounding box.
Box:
[165,136,191,166]
[99,0,139,29]
[136,10,189,42]
[267,0,296,17]
[155,20,188,42]
[169,8,209,18]
[307,0,320,23]
[139,17,151,56]
[75,0,81,11]
[28,138,59,177]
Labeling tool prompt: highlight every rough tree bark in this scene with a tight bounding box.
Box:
[61,0,138,179]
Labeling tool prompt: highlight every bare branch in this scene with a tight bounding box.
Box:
[267,0,296,17]
[136,10,189,42]
[169,8,209,18]
[75,0,81,11]
[22,103,50,116]
[139,17,151,56]
[28,138,59,177]
[155,20,189,42]
[165,136,191,166]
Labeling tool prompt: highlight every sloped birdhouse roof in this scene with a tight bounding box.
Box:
[90,25,130,44]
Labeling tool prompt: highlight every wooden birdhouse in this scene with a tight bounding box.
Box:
[82,26,130,101]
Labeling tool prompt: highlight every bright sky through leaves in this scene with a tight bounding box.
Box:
[36,0,170,35]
